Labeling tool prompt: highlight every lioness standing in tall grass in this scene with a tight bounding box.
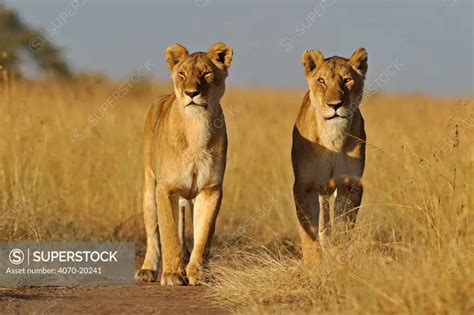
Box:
[292,48,368,263]
[136,43,233,285]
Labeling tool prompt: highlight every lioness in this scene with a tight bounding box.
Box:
[292,48,367,263]
[136,42,232,285]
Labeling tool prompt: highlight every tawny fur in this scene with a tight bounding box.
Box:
[292,48,368,264]
[136,42,233,285]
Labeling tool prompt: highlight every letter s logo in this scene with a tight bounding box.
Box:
[9,249,25,265]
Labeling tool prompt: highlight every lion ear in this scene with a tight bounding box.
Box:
[302,50,325,76]
[349,47,368,76]
[207,42,233,71]
[165,44,189,71]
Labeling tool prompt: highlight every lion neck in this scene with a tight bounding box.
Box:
[315,112,349,152]
[170,98,223,150]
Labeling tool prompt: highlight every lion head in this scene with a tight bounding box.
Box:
[302,48,367,122]
[165,42,233,115]
[301,48,368,150]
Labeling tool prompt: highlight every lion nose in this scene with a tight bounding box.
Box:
[327,100,344,110]
[185,89,201,98]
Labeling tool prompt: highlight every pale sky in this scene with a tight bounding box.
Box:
[4,0,474,96]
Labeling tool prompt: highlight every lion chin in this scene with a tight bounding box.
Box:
[184,103,209,115]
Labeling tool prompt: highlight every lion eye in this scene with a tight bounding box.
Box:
[343,78,352,84]
[178,71,186,79]
[317,78,325,85]
[203,72,212,78]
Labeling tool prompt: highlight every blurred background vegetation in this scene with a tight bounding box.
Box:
[0,4,70,79]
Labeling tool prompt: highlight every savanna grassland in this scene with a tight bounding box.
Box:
[0,79,473,314]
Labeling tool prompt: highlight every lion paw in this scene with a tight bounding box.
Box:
[135,269,158,283]
[187,275,201,286]
[160,272,188,286]
[186,264,206,286]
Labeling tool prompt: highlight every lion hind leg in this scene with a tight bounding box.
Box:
[318,195,331,249]
[178,198,193,264]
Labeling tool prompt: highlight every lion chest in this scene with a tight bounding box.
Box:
[175,149,221,199]
[298,149,362,191]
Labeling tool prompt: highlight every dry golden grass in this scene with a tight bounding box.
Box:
[0,79,473,313]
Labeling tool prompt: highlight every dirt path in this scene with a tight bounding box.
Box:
[0,285,228,314]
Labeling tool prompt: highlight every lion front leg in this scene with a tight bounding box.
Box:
[135,170,160,283]
[186,187,222,286]
[334,179,363,230]
[156,189,187,286]
[293,183,322,265]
